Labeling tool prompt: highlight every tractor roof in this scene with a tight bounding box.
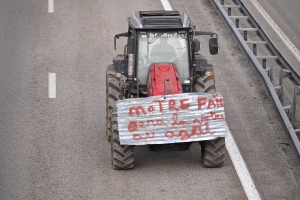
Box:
[129,11,193,29]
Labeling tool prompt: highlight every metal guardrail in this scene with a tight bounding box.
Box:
[209,0,300,156]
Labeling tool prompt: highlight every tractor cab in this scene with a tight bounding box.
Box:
[114,11,218,97]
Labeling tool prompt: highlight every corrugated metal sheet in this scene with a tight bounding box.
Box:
[116,92,227,145]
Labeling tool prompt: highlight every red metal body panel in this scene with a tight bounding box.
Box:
[147,63,183,96]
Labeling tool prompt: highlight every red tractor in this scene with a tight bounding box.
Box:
[106,11,225,169]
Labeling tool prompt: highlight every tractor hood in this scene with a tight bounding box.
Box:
[147,63,183,96]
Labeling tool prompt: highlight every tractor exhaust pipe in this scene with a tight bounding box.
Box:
[128,37,135,81]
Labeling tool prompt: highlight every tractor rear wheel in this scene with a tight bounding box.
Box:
[106,65,118,141]
[193,70,225,168]
[111,114,134,169]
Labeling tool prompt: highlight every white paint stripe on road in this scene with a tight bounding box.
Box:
[159,0,260,199]
[250,0,300,63]
[48,73,56,98]
[160,0,173,11]
[226,128,261,200]
[48,0,54,13]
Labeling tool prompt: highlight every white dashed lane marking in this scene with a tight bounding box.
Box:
[48,73,56,98]
[160,0,173,11]
[48,0,54,13]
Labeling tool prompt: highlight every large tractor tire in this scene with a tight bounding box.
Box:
[106,65,119,141]
[200,138,225,168]
[193,69,225,168]
[111,114,134,169]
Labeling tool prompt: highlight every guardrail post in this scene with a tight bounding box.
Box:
[274,86,283,104]
[274,69,291,105]
[279,69,291,86]
[262,59,266,69]
[244,31,247,41]
[264,68,273,83]
[292,85,300,123]
[283,105,292,120]
[253,44,257,55]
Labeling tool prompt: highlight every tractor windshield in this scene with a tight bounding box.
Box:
[137,31,189,85]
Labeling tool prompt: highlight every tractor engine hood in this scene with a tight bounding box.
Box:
[147,63,183,96]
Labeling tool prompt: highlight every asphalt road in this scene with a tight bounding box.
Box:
[254,0,300,50]
[0,0,299,199]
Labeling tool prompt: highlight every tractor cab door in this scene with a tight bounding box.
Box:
[136,30,190,86]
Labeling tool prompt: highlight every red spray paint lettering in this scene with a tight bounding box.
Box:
[128,119,167,132]
[133,132,155,141]
[171,113,189,126]
[124,93,226,143]
[128,98,195,116]
[129,106,147,116]
[193,111,225,124]
[165,122,214,141]
[198,95,224,109]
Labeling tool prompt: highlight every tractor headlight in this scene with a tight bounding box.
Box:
[205,71,214,77]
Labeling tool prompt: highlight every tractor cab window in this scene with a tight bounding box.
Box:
[137,31,189,85]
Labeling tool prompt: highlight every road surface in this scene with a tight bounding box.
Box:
[0,0,299,199]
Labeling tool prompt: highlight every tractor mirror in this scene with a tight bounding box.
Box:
[194,39,200,52]
[209,38,218,55]
[114,32,129,50]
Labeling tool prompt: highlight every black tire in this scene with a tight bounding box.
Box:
[193,70,225,168]
[106,65,118,141]
[200,138,225,168]
[111,114,134,170]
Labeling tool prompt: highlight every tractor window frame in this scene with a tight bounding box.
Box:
[136,30,190,86]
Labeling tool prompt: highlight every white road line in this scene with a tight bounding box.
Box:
[48,0,54,13]
[250,0,300,63]
[159,0,261,199]
[160,0,173,11]
[48,73,56,98]
[226,128,261,200]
